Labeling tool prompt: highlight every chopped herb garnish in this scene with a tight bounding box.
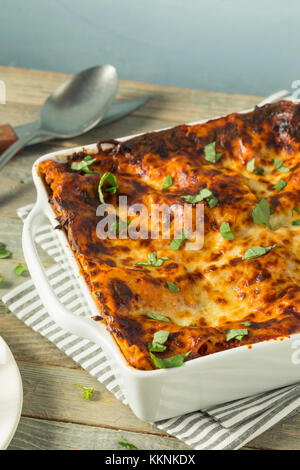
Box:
[146,312,170,323]
[242,244,279,260]
[14,264,27,276]
[98,172,118,204]
[189,323,197,327]
[170,229,188,250]
[162,174,173,189]
[273,179,287,191]
[118,436,138,450]
[109,219,131,234]
[251,198,272,229]
[241,321,251,327]
[0,242,5,250]
[226,329,248,342]
[203,142,222,163]
[150,351,191,369]
[246,158,264,175]
[0,248,11,259]
[71,155,100,174]
[292,221,300,226]
[135,251,170,267]
[292,208,300,216]
[273,158,290,173]
[148,330,170,352]
[166,281,179,292]
[76,383,94,401]
[220,222,234,241]
[182,188,218,209]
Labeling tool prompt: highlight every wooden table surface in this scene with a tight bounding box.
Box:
[0,66,299,450]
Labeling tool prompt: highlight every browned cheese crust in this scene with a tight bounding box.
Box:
[39,101,300,370]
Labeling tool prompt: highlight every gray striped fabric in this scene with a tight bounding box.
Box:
[3,204,300,450]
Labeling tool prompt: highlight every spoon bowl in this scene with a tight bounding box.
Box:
[40,65,118,137]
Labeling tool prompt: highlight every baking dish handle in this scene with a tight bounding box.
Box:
[22,201,104,344]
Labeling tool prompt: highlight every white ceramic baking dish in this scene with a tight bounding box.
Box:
[22,117,300,422]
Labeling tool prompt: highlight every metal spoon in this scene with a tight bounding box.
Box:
[0,64,118,170]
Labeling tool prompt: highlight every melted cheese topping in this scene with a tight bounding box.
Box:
[40,101,300,370]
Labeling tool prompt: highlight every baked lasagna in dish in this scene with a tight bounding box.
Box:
[39,101,300,370]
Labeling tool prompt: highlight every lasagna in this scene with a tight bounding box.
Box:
[39,101,300,370]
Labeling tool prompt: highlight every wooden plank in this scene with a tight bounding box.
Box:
[18,361,163,436]
[0,309,77,369]
[8,414,300,451]
[8,416,192,450]
[247,412,300,450]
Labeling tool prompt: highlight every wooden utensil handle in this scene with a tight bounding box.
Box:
[0,124,18,154]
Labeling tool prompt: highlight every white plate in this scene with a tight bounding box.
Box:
[0,336,23,449]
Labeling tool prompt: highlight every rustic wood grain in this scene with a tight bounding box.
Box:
[8,416,192,450]
[19,362,161,435]
[0,65,298,450]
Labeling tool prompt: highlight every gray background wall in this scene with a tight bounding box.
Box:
[0,0,298,95]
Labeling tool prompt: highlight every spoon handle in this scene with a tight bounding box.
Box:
[0,128,41,171]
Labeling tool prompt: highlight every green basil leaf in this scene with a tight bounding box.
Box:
[251,198,272,229]
[242,244,279,260]
[170,229,188,250]
[118,436,138,450]
[0,242,5,250]
[273,158,290,173]
[246,158,255,172]
[148,252,157,265]
[71,160,93,171]
[135,251,170,267]
[292,208,300,216]
[98,172,118,204]
[226,329,248,342]
[292,221,300,226]
[148,330,170,352]
[162,174,173,189]
[109,219,131,234]
[150,351,191,369]
[71,156,100,174]
[273,179,287,191]
[220,221,234,240]
[182,194,203,203]
[246,158,264,175]
[153,330,169,344]
[206,194,218,209]
[241,321,251,326]
[182,188,218,208]
[146,312,171,323]
[14,264,27,276]
[0,249,11,259]
[76,383,94,400]
[166,281,179,292]
[204,142,222,163]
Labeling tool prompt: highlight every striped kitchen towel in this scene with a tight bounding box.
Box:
[3,204,300,450]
